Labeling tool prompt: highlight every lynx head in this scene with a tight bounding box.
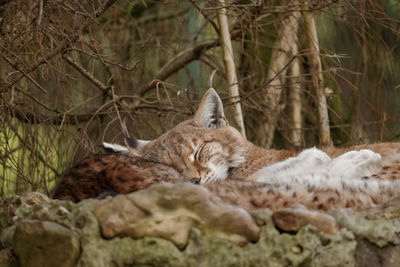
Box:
[126,88,247,184]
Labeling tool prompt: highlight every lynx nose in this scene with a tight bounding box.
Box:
[189,177,201,184]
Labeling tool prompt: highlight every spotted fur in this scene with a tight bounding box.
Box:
[52,154,185,202]
[53,88,400,211]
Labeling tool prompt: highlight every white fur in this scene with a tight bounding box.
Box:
[102,142,129,153]
[259,175,396,194]
[201,162,229,184]
[255,148,331,183]
[199,141,246,184]
[194,89,227,129]
[253,148,383,191]
[188,140,197,162]
[320,149,381,179]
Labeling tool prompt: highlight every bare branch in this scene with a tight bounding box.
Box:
[0,0,120,93]
[135,4,262,96]
[187,0,220,34]
[63,54,111,93]
[0,51,48,94]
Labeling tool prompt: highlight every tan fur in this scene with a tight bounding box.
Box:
[203,179,400,211]
[52,154,185,202]
[54,88,400,211]
[118,88,400,211]
[140,119,247,183]
[53,153,400,211]
[230,143,299,180]
[231,142,400,181]
[127,89,400,183]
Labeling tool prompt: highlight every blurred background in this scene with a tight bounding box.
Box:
[0,0,399,198]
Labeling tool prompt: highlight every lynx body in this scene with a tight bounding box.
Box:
[54,88,400,211]
[119,89,396,185]
[52,154,185,202]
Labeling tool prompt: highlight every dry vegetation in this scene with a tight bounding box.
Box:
[0,0,399,198]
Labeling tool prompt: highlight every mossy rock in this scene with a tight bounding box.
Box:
[1,189,400,266]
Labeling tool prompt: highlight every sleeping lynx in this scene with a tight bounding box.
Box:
[55,87,400,210]
[109,88,400,182]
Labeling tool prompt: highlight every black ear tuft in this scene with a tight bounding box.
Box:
[122,119,131,139]
[122,119,138,149]
[121,119,151,155]
[208,69,217,89]
[125,136,138,149]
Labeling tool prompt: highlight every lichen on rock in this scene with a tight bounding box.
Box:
[330,196,400,247]
[13,220,80,267]
[94,182,261,249]
[0,192,50,230]
[1,184,400,266]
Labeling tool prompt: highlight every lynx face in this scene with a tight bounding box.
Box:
[125,89,248,184]
[140,121,247,183]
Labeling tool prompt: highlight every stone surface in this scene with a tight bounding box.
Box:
[94,182,260,249]
[0,188,400,266]
[0,248,16,267]
[355,237,400,267]
[13,220,80,267]
[330,196,400,247]
[272,204,338,235]
[0,192,50,230]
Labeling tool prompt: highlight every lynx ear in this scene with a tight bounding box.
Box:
[125,138,151,155]
[193,88,227,129]
[122,119,151,155]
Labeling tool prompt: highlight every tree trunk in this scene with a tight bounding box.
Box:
[256,0,301,147]
[303,8,332,147]
[351,25,369,144]
[288,41,303,147]
[217,0,246,138]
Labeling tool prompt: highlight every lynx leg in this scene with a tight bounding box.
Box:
[253,148,330,183]
[320,149,382,179]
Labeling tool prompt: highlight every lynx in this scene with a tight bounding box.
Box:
[54,86,400,211]
[53,151,400,211]
[112,88,400,184]
[52,154,186,202]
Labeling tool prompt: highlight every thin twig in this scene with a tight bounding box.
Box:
[68,48,140,71]
[203,0,262,10]
[0,51,48,94]
[135,3,262,96]
[225,54,298,106]
[13,87,59,112]
[0,0,120,93]
[62,54,111,93]
[187,0,220,34]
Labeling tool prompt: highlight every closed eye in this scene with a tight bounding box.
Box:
[194,143,205,161]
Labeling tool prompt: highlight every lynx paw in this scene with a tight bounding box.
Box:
[295,148,331,168]
[254,147,330,183]
[322,149,382,179]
